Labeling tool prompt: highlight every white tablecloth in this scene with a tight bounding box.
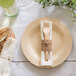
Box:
[0,0,76,76]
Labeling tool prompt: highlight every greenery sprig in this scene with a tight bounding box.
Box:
[36,0,76,22]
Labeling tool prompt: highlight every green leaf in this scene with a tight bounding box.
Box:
[73,4,76,9]
[72,0,76,3]
[63,0,69,4]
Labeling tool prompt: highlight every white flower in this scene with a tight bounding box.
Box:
[74,10,76,14]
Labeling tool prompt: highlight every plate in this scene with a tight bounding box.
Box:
[21,18,72,68]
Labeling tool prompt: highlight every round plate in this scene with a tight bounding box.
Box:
[21,18,72,68]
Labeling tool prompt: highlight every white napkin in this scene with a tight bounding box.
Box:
[0,37,17,76]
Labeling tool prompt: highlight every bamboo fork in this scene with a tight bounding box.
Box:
[43,23,50,61]
[40,21,52,66]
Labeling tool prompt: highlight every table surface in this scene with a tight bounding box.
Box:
[0,0,76,76]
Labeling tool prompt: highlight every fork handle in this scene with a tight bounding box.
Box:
[45,51,49,61]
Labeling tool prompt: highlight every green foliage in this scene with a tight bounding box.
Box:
[36,0,76,22]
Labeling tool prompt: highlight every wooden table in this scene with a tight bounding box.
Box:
[0,0,76,76]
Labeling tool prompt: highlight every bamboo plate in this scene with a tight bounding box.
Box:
[21,18,72,68]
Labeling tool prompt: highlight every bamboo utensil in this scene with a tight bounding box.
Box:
[42,22,51,61]
[40,21,52,66]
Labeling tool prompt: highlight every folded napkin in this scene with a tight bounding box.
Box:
[0,37,16,76]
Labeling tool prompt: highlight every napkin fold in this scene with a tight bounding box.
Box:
[0,37,16,76]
